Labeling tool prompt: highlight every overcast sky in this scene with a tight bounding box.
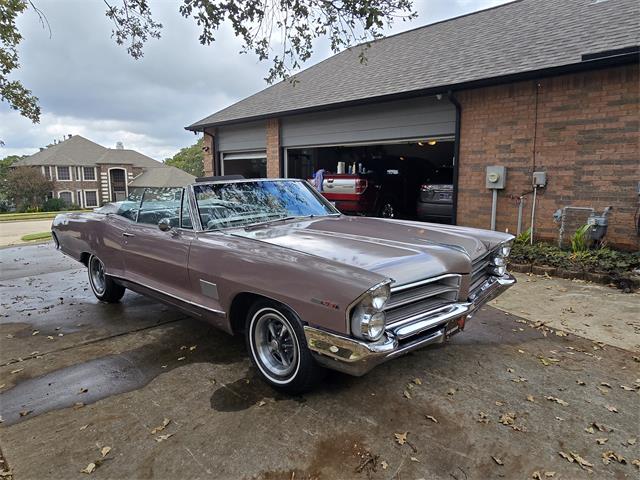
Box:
[0,0,508,161]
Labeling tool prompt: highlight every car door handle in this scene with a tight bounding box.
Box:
[122,232,135,237]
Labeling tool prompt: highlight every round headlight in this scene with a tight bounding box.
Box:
[491,256,506,267]
[499,243,512,257]
[351,304,386,341]
[370,283,391,310]
[491,265,507,276]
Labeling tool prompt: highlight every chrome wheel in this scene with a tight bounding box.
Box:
[89,256,106,295]
[380,202,395,218]
[252,309,299,379]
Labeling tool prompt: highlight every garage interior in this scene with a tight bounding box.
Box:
[285,139,455,221]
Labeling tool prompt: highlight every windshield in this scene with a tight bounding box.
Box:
[194,180,338,230]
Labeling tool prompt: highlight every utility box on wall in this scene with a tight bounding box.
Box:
[486,166,507,189]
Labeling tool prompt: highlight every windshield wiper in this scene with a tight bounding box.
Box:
[243,215,314,231]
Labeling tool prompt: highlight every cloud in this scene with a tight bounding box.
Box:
[0,0,509,160]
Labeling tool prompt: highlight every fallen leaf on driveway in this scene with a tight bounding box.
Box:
[584,426,594,434]
[80,424,90,431]
[100,446,111,458]
[155,433,174,442]
[425,415,438,423]
[632,459,640,469]
[544,472,555,477]
[526,395,535,403]
[600,382,611,388]
[19,410,32,417]
[570,452,593,471]
[602,451,626,465]
[410,457,420,463]
[545,396,568,406]
[558,451,573,463]
[150,418,171,435]
[189,345,197,351]
[32,330,39,336]
[78,387,88,394]
[628,438,637,445]
[380,460,388,470]
[605,405,618,413]
[10,368,23,374]
[620,385,635,391]
[491,456,503,465]
[576,380,586,386]
[555,330,568,337]
[507,368,514,373]
[177,356,186,361]
[495,401,504,406]
[447,388,456,395]
[591,422,609,432]
[74,402,84,409]
[403,390,411,399]
[394,432,408,445]
[0,469,13,477]
[412,378,422,385]
[81,463,97,474]
[258,400,267,407]
[596,438,608,445]
[477,412,490,424]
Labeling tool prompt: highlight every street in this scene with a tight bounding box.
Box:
[0,244,638,479]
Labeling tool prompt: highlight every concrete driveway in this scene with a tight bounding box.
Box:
[0,245,638,479]
[0,220,52,247]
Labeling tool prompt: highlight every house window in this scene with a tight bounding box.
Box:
[59,191,73,205]
[43,166,51,180]
[75,167,81,180]
[83,167,96,181]
[84,191,98,207]
[57,166,71,181]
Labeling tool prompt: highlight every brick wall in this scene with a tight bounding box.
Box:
[456,64,639,250]
[266,118,281,177]
[203,131,215,176]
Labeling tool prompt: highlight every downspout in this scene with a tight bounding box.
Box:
[447,90,461,226]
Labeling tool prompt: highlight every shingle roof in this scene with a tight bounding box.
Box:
[188,0,639,129]
[14,135,161,168]
[15,135,107,166]
[128,166,196,188]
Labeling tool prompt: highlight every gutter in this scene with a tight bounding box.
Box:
[185,49,639,131]
[448,91,462,226]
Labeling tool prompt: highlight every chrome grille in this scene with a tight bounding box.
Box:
[470,252,492,292]
[385,274,460,326]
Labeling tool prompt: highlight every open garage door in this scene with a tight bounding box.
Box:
[285,139,455,223]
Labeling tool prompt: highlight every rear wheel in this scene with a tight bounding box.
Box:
[246,300,324,394]
[88,255,125,303]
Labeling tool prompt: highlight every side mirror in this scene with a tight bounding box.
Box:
[158,218,172,232]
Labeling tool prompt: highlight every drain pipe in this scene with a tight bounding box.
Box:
[516,195,525,235]
[448,91,461,226]
[530,186,538,244]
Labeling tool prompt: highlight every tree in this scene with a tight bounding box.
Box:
[4,166,53,211]
[164,139,204,177]
[1,0,415,124]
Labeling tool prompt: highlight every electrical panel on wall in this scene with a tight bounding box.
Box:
[533,171,547,187]
[486,166,507,189]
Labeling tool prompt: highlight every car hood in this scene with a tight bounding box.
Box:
[230,216,511,286]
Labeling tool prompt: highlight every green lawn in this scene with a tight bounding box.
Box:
[21,231,52,242]
[0,210,89,222]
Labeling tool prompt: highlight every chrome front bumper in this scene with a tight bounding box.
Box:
[304,273,516,376]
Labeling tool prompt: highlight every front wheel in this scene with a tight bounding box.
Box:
[246,300,324,394]
[88,255,126,303]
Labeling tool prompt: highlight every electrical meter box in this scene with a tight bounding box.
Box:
[533,171,547,187]
[486,166,506,189]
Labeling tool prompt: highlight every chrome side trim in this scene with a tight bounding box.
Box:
[112,275,226,315]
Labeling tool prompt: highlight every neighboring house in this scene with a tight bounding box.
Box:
[14,135,194,207]
[186,0,639,250]
[128,165,197,199]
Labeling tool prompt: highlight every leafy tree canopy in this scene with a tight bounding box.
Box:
[164,138,204,177]
[4,166,53,211]
[1,0,415,123]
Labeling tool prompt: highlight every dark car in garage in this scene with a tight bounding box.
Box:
[416,167,454,224]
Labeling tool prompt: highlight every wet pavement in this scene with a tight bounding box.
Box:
[0,244,639,479]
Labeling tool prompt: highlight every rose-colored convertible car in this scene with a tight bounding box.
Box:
[52,177,515,393]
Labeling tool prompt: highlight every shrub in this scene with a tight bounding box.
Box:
[43,198,68,212]
[571,224,590,253]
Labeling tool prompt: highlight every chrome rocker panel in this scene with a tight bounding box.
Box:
[304,273,516,376]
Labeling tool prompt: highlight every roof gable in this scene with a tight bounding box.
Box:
[15,135,107,166]
[188,0,639,129]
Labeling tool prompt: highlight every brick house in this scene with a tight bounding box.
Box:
[14,135,193,207]
[186,0,639,250]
